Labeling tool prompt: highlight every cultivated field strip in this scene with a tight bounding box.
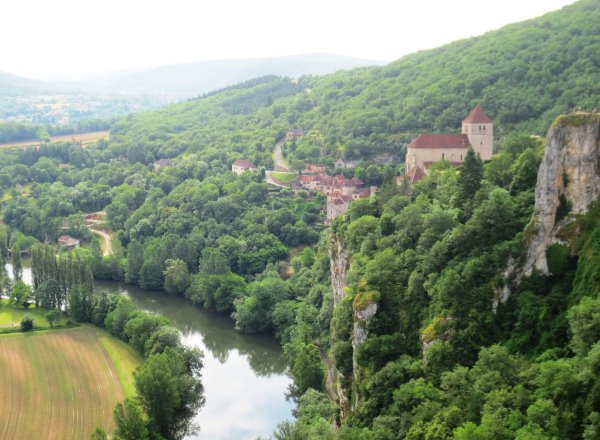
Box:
[0,328,125,439]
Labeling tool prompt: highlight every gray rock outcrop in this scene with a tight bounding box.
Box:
[495,113,600,310]
[523,114,600,276]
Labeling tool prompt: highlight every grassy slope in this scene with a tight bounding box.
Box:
[97,329,142,398]
[0,298,66,328]
[271,171,297,183]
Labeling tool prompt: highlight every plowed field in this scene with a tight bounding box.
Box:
[0,327,138,439]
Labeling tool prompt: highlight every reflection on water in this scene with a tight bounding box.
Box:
[96,281,294,440]
[7,264,293,439]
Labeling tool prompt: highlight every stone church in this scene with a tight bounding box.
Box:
[405,105,493,182]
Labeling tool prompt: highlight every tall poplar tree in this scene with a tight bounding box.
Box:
[12,243,22,282]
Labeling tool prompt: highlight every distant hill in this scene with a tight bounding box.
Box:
[90,53,385,97]
[0,72,59,96]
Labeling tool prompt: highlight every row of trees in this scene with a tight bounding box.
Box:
[20,241,204,440]
[31,243,94,312]
[91,294,205,440]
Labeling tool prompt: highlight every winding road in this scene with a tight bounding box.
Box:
[89,228,112,256]
[84,214,113,257]
[273,139,290,172]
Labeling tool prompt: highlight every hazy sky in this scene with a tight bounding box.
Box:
[2,0,577,80]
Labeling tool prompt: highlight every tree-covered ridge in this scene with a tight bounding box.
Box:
[263,121,600,439]
[109,0,600,168]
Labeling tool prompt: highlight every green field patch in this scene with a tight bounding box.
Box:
[271,171,297,183]
[0,299,70,332]
[98,329,143,398]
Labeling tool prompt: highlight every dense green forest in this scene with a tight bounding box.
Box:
[0,1,600,439]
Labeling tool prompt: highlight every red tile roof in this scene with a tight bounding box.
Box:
[408,133,470,149]
[463,104,492,124]
[406,165,427,184]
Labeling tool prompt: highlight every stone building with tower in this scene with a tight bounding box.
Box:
[406,105,493,183]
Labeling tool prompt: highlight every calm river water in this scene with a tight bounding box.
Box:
[8,265,294,440]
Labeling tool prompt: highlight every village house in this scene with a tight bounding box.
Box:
[297,174,364,195]
[232,159,258,175]
[327,195,353,222]
[325,186,376,223]
[405,105,493,183]
[58,235,80,250]
[153,158,173,171]
[296,172,375,222]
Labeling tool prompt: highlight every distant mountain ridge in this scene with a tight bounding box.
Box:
[87,53,385,96]
[0,53,384,99]
[0,72,60,96]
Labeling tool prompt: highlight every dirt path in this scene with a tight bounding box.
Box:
[89,228,112,256]
[273,139,290,172]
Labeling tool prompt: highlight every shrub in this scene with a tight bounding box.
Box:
[20,315,34,331]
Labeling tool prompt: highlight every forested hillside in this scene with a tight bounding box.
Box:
[1,1,600,439]
[110,0,600,167]
[264,114,600,439]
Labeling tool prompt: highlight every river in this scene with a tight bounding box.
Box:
[7,265,294,440]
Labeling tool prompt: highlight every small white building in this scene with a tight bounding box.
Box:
[58,235,80,250]
[232,159,258,175]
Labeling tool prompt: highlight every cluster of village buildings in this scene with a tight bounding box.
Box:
[296,173,376,222]
[200,105,494,223]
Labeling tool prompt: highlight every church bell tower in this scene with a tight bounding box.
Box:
[462,104,493,160]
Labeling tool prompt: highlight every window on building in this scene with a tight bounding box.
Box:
[442,153,445,160]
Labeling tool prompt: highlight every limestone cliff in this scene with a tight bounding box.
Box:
[329,233,382,416]
[329,234,350,307]
[496,113,600,308]
[328,233,351,416]
[523,113,600,275]
[352,302,377,377]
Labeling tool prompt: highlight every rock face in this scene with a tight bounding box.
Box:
[352,302,378,379]
[495,114,600,310]
[523,114,600,276]
[329,234,350,307]
[328,233,352,416]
